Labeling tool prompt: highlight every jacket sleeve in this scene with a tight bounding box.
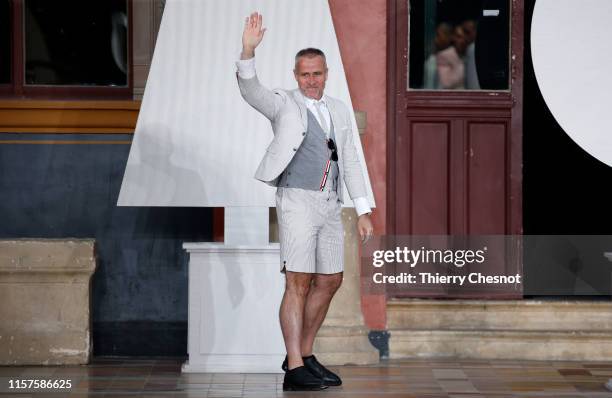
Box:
[339,101,368,200]
[237,74,287,121]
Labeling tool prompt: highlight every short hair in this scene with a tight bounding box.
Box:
[294,48,326,66]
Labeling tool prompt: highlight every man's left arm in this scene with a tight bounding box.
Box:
[339,103,374,242]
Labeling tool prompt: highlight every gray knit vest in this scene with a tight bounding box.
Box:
[278,109,339,191]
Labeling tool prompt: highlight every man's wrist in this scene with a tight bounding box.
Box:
[353,196,371,217]
[241,47,255,59]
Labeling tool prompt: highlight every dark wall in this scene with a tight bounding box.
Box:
[523,1,612,234]
[0,133,213,356]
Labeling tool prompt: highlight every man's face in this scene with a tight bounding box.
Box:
[452,26,468,55]
[294,55,328,100]
[434,25,451,51]
[462,20,477,44]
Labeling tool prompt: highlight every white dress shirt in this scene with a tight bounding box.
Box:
[302,94,331,138]
[236,57,372,216]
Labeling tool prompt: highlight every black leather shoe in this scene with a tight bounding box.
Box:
[303,355,342,386]
[282,366,327,391]
[282,355,342,386]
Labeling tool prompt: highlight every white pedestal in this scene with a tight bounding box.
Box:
[181,243,285,373]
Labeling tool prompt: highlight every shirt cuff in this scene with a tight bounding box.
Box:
[353,196,372,217]
[236,57,256,79]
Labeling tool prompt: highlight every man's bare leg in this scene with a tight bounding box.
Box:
[280,271,313,370]
[300,272,343,356]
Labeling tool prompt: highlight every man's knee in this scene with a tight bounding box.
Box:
[313,272,343,296]
[285,271,313,297]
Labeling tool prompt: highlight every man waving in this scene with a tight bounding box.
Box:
[236,12,374,391]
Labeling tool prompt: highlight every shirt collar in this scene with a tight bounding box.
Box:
[301,91,327,107]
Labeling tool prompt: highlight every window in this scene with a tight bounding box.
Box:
[2,0,131,98]
[409,0,510,91]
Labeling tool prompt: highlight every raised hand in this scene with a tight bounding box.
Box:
[241,12,266,59]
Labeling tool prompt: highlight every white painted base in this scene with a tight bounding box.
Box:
[181,354,284,373]
[182,243,285,373]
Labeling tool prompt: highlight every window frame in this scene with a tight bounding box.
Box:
[406,0,512,93]
[0,0,133,99]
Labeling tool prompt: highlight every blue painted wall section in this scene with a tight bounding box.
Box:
[0,133,213,356]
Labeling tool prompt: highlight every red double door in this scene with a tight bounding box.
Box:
[388,0,524,298]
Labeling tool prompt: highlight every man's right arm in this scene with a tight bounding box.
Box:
[236,58,285,121]
[236,12,284,121]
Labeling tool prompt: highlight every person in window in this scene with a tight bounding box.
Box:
[462,19,481,90]
[436,24,467,89]
[423,23,452,89]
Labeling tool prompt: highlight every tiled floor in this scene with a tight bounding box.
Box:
[1,357,611,397]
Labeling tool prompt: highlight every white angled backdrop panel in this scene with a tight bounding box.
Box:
[118,0,376,207]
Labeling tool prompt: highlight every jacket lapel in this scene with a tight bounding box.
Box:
[291,89,308,129]
[326,97,339,132]
[325,97,344,157]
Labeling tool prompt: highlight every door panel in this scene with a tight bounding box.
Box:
[468,122,507,233]
[411,123,449,234]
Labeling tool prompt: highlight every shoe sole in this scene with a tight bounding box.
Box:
[283,366,342,387]
[282,383,328,391]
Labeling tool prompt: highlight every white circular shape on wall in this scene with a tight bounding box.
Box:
[531,0,612,167]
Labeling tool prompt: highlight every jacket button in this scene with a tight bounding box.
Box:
[292,147,297,151]
[302,132,306,136]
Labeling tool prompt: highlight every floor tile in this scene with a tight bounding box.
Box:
[1,357,611,397]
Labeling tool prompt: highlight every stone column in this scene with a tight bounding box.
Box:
[0,239,96,365]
